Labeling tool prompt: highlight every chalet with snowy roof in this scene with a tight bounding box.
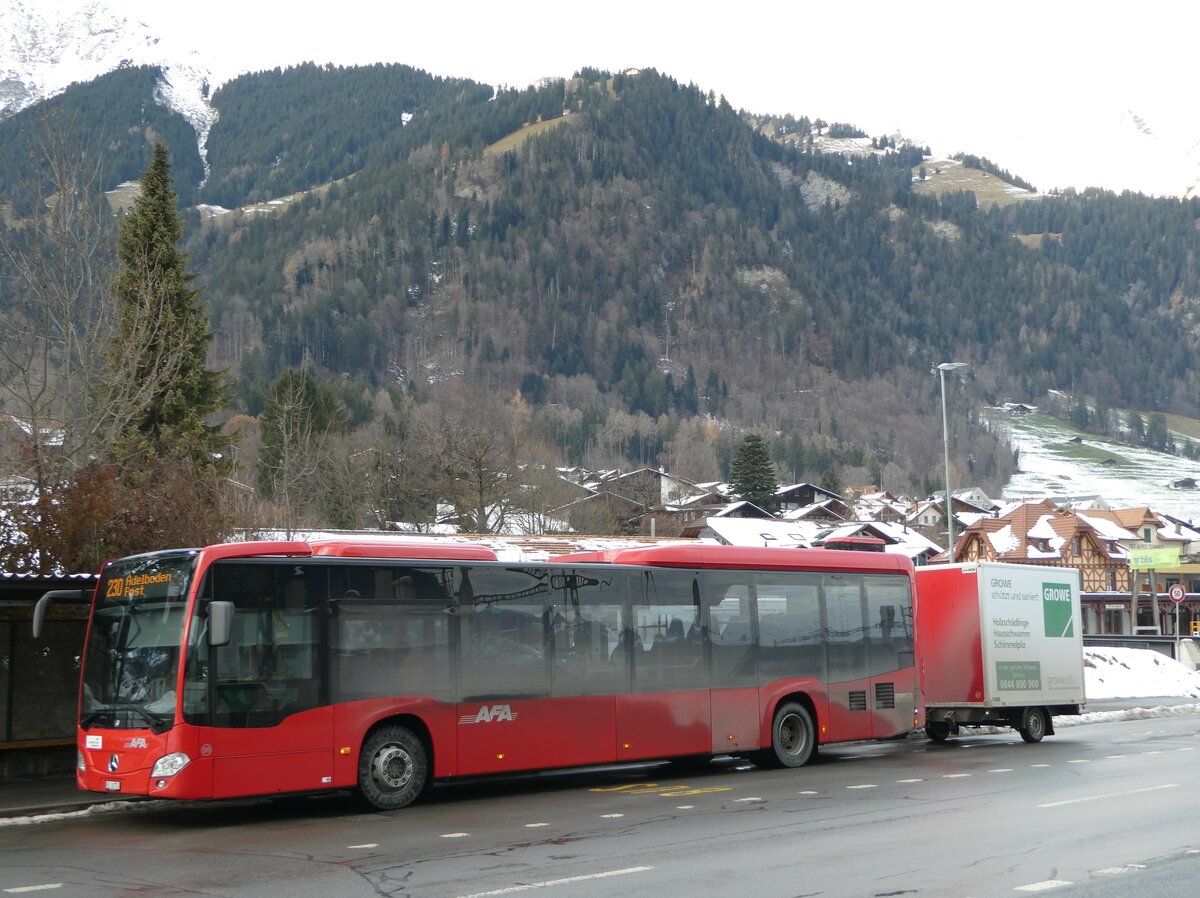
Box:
[592,467,702,507]
[780,496,852,524]
[953,500,1130,592]
[953,487,998,510]
[774,483,842,513]
[819,521,941,565]
[852,490,909,524]
[556,490,648,534]
[682,517,823,547]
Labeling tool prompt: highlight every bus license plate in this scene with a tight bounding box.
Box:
[105,780,121,792]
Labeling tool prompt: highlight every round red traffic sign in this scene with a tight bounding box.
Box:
[1168,583,1186,603]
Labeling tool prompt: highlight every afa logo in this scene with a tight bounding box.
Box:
[459,704,519,725]
[123,737,148,749]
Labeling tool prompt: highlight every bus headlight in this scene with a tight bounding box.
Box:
[151,752,191,778]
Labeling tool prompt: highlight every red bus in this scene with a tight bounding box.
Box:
[56,539,920,810]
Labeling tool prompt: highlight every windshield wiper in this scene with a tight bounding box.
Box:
[80,703,168,733]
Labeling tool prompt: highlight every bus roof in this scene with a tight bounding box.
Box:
[554,543,913,574]
[197,540,499,563]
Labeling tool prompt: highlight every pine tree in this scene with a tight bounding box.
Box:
[109,141,230,469]
[729,433,779,513]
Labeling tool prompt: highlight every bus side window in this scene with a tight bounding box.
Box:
[202,562,322,728]
[633,570,705,691]
[704,573,756,688]
[331,566,454,702]
[549,569,629,696]
[865,576,914,675]
[825,573,867,683]
[756,573,824,684]
[458,566,550,701]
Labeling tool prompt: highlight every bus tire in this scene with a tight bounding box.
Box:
[769,701,816,768]
[1018,707,1048,743]
[357,724,428,811]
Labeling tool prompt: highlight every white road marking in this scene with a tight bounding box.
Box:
[1037,783,1178,808]
[798,790,820,795]
[348,843,378,849]
[1094,865,1145,875]
[896,778,923,783]
[1030,764,1051,768]
[441,832,471,838]
[734,797,763,802]
[525,823,549,828]
[600,813,624,818]
[675,805,694,809]
[989,769,1013,773]
[1104,755,1126,759]
[456,865,654,898]
[4,887,63,894]
[1014,880,1073,891]
[846,784,877,790]
[1067,759,1089,764]
[943,773,971,778]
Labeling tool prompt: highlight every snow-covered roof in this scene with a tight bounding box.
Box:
[987,523,1020,556]
[1076,512,1138,543]
[696,517,823,548]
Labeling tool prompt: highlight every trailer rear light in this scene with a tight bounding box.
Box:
[151,752,191,778]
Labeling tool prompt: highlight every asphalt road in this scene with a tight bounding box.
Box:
[2,713,1198,898]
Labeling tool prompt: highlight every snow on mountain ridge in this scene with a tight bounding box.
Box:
[1,0,217,175]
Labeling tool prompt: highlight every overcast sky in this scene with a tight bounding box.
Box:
[61,1,1200,196]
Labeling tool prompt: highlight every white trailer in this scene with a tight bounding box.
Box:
[915,562,1085,742]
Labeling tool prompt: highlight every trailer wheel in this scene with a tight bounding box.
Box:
[925,721,952,743]
[769,702,815,768]
[1018,707,1048,743]
[357,724,428,810]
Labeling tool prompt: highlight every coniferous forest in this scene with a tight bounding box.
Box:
[3,62,1200,532]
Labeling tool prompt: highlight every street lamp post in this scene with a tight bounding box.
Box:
[937,362,968,561]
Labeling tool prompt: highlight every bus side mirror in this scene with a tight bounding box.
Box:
[32,589,85,639]
[208,601,234,647]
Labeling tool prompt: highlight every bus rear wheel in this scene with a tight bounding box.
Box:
[357,724,428,811]
[769,701,815,768]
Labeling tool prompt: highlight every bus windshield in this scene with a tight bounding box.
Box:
[80,552,197,732]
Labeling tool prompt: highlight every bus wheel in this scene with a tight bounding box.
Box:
[925,721,952,743]
[770,702,815,768]
[1018,708,1048,743]
[358,725,428,811]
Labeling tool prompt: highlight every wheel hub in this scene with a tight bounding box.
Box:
[779,714,806,755]
[373,744,413,791]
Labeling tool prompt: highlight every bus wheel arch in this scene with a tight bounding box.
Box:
[356,716,432,811]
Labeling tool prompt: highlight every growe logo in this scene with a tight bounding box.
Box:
[1042,582,1074,638]
[459,704,518,725]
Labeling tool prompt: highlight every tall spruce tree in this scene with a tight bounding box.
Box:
[729,433,779,513]
[109,141,229,469]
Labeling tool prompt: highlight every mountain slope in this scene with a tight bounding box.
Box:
[4,57,1200,502]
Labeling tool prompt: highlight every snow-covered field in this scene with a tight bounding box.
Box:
[989,409,1200,521]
